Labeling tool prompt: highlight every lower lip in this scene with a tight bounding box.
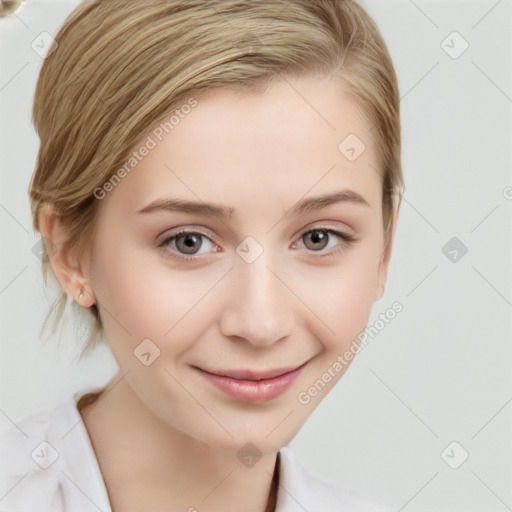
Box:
[195,364,306,403]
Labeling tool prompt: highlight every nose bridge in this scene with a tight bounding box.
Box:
[218,240,294,346]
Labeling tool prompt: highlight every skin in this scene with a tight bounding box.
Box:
[39,75,398,512]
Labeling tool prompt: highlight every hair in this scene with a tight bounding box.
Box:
[28,0,404,360]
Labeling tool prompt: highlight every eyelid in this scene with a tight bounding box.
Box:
[290,225,355,255]
[156,226,220,246]
[295,221,354,239]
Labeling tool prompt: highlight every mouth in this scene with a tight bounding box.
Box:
[192,360,310,403]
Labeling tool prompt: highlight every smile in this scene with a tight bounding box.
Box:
[193,361,309,402]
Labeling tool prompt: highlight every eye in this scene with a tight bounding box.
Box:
[157,229,218,261]
[293,228,354,257]
[156,226,355,263]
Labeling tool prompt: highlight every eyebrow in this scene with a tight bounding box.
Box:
[136,189,370,219]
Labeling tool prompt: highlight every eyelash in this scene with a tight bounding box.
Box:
[156,227,355,263]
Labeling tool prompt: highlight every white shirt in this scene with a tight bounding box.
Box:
[0,389,389,511]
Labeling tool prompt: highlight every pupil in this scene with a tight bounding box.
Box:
[312,232,323,243]
[184,235,196,247]
[306,230,328,250]
[178,233,201,254]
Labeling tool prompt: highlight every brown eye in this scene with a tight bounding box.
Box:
[175,233,203,255]
[157,229,217,262]
[302,230,329,251]
[293,227,354,259]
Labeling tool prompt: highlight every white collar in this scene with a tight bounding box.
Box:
[0,388,388,511]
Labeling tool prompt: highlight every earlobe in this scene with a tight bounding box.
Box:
[38,206,96,308]
[374,282,386,302]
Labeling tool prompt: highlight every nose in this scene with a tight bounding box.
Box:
[218,245,295,348]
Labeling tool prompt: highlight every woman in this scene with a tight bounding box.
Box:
[1,1,403,510]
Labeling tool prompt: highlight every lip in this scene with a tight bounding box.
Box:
[193,361,309,403]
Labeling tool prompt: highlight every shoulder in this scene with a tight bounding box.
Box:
[0,399,67,481]
[277,446,389,512]
[0,390,111,512]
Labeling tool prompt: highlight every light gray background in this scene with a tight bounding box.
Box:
[1,1,511,511]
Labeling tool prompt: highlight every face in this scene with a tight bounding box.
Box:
[81,75,393,454]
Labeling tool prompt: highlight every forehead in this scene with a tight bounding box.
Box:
[100,75,381,220]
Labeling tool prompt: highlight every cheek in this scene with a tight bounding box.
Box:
[306,247,382,352]
[90,237,226,355]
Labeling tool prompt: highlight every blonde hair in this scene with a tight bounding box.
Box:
[29,0,404,359]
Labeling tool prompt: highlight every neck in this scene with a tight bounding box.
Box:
[79,373,280,512]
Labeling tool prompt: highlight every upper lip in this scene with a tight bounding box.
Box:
[195,361,308,381]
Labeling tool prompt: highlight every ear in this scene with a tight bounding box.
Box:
[38,205,96,308]
[375,200,400,302]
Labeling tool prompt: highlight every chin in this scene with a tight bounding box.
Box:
[209,418,301,456]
